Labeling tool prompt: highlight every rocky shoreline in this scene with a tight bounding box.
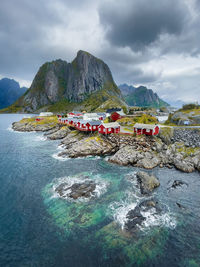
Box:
[12,118,200,173]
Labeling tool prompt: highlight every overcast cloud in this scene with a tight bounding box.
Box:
[0,0,200,103]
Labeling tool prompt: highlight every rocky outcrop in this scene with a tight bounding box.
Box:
[12,50,122,112]
[171,180,188,189]
[47,127,70,140]
[136,171,160,195]
[124,199,160,232]
[55,181,96,200]
[124,207,145,232]
[59,135,117,158]
[12,120,57,132]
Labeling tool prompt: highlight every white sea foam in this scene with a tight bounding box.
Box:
[57,144,66,151]
[140,208,177,230]
[109,201,138,229]
[52,153,69,161]
[34,135,47,141]
[7,125,14,132]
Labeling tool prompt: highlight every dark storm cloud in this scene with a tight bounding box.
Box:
[0,0,92,81]
[99,0,190,51]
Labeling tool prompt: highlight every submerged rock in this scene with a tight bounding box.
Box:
[136,171,160,195]
[171,180,188,189]
[55,180,96,200]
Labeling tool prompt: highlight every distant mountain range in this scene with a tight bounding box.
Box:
[118,84,169,108]
[0,78,27,109]
[2,51,127,113]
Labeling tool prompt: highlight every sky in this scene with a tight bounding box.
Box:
[1,0,200,104]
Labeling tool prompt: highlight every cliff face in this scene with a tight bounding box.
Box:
[15,50,121,112]
[0,78,27,109]
[119,84,169,108]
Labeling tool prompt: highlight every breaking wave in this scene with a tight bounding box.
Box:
[34,135,47,141]
[52,153,70,161]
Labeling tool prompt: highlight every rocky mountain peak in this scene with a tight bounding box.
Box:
[10,50,122,112]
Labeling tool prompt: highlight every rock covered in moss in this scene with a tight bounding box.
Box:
[59,135,117,158]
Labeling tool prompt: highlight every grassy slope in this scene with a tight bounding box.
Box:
[117,114,158,126]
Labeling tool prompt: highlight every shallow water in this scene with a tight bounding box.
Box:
[0,114,200,267]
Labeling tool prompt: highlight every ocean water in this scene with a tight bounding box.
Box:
[0,114,200,267]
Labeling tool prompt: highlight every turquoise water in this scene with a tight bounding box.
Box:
[0,114,200,267]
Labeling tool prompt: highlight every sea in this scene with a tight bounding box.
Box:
[0,114,200,267]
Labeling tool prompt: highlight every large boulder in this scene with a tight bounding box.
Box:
[47,127,70,140]
[158,127,174,145]
[136,171,160,195]
[136,155,160,169]
[109,146,138,165]
[173,158,195,173]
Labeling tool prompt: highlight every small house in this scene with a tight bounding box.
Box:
[97,113,107,120]
[85,121,102,132]
[111,110,125,121]
[39,112,53,117]
[83,113,100,121]
[133,123,159,136]
[98,122,120,134]
[106,108,122,114]
[35,118,44,122]
[68,111,83,118]
[60,117,68,124]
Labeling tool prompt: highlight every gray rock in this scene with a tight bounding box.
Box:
[47,127,70,140]
[137,156,160,169]
[174,158,195,173]
[136,171,160,195]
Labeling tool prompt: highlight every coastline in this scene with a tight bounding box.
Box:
[12,116,200,173]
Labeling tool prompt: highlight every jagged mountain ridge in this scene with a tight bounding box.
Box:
[119,84,169,108]
[0,78,27,109]
[11,50,123,112]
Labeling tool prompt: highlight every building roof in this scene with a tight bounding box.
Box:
[97,113,106,116]
[101,122,120,128]
[114,110,125,116]
[134,123,159,130]
[106,108,122,113]
[88,121,102,126]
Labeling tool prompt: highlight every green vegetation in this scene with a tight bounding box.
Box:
[117,114,158,126]
[19,115,58,127]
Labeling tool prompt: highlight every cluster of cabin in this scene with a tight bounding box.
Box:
[56,110,160,136]
[57,111,121,134]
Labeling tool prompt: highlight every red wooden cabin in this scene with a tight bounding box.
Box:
[134,123,159,136]
[98,122,120,134]
[35,118,44,122]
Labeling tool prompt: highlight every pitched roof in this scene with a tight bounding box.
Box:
[134,123,159,130]
[88,121,102,126]
[106,108,122,113]
[101,122,120,128]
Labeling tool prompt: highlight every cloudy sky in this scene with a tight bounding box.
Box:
[1,0,200,104]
